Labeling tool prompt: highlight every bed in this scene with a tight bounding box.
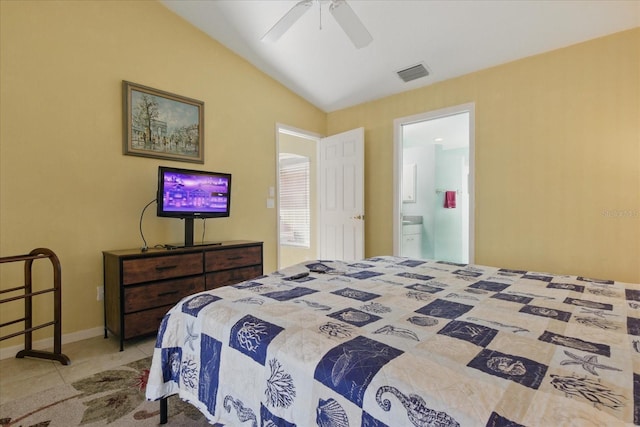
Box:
[145,256,640,426]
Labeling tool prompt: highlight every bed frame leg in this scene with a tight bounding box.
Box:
[160,397,168,424]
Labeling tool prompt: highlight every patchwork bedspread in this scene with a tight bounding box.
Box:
[146,256,640,426]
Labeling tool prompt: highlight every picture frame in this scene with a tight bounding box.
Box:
[123,81,204,164]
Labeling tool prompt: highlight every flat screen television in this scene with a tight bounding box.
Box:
[157,166,231,246]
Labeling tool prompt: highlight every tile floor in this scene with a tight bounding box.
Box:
[0,334,156,405]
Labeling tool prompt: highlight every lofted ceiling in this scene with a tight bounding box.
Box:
[160,0,639,113]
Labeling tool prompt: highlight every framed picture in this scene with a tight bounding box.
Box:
[123,81,204,164]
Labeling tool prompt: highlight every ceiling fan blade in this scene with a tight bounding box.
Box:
[329,0,373,49]
[261,0,313,43]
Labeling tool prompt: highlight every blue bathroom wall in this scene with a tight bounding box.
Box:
[402,144,469,263]
[434,145,469,263]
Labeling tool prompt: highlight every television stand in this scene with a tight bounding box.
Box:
[184,218,195,246]
[103,240,263,350]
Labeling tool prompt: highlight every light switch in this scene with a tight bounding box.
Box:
[269,186,275,197]
[266,198,275,209]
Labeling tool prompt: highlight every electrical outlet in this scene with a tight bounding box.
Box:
[97,286,104,301]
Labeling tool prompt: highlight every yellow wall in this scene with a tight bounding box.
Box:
[328,28,640,283]
[0,0,326,349]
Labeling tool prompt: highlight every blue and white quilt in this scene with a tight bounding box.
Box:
[146,256,640,426]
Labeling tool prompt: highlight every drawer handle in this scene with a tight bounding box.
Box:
[155,265,177,272]
[227,256,243,261]
[157,290,179,297]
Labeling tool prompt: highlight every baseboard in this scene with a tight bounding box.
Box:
[0,326,104,361]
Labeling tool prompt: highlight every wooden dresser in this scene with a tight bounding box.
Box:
[103,240,263,350]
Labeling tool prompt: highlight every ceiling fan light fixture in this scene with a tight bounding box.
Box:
[261,0,313,43]
[329,0,373,49]
[261,0,372,49]
[397,63,430,83]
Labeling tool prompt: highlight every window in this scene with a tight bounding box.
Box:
[279,153,310,247]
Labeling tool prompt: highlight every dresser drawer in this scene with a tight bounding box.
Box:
[205,246,262,272]
[206,265,262,290]
[124,276,205,313]
[122,253,203,285]
[124,306,171,339]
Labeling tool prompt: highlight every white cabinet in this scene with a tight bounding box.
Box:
[402,224,422,258]
[402,163,417,203]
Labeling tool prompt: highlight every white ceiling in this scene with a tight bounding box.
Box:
[160,0,638,113]
[403,112,470,150]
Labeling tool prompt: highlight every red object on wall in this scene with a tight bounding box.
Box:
[444,191,456,208]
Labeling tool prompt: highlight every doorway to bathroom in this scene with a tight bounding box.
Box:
[393,103,475,264]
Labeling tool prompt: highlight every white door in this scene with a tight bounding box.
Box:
[319,128,365,261]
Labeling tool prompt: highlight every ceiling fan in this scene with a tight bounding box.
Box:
[261,0,373,49]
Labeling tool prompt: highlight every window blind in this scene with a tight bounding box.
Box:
[279,156,310,247]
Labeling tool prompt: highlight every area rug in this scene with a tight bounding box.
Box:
[0,357,214,427]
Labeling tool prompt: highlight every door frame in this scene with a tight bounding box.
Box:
[392,103,476,263]
[275,123,321,269]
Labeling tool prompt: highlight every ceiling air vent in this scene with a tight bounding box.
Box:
[397,63,429,83]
